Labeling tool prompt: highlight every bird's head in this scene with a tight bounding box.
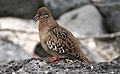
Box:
[34,7,53,22]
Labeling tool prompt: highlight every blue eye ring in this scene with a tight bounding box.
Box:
[40,13,49,18]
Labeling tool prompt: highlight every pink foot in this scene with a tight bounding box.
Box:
[49,57,59,62]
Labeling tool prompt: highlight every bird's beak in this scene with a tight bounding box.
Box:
[33,14,39,22]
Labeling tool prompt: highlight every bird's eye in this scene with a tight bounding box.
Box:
[40,13,48,18]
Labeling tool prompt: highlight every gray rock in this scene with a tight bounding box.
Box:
[58,4,105,37]
[0,0,43,19]
[44,0,90,19]
[91,0,120,32]
[0,38,32,65]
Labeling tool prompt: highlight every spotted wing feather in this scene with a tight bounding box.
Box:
[45,26,80,58]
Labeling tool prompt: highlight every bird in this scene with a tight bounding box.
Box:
[34,7,92,66]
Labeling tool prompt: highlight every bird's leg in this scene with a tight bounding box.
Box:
[38,56,58,62]
[49,57,59,62]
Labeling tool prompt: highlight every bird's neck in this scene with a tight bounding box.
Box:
[38,18,58,43]
[38,18,58,32]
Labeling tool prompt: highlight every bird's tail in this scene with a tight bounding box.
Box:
[78,51,92,65]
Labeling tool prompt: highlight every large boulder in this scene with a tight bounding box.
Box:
[58,5,105,37]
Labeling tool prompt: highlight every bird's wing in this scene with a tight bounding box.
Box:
[46,26,80,58]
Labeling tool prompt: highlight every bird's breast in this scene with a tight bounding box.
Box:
[38,23,46,32]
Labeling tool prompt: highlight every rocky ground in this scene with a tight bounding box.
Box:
[0,56,120,74]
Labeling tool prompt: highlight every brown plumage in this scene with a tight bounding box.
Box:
[34,7,92,65]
